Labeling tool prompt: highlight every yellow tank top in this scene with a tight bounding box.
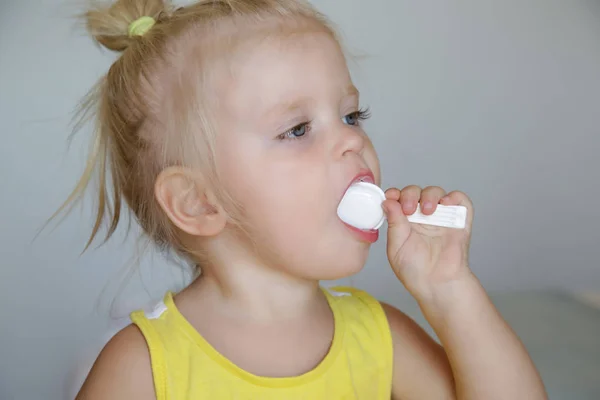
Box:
[130,286,393,399]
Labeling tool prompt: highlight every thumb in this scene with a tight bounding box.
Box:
[382,199,411,250]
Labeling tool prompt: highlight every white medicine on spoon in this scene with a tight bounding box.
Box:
[337,182,468,231]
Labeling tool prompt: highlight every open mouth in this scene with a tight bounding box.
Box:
[337,169,383,243]
[341,169,376,199]
[350,172,375,186]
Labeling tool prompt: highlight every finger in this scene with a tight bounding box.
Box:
[382,198,411,250]
[384,187,401,201]
[420,186,447,215]
[440,190,472,207]
[399,185,421,215]
[440,190,475,231]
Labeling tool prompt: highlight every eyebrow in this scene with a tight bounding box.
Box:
[264,97,312,119]
[344,84,360,98]
[263,84,360,119]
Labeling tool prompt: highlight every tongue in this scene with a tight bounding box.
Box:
[337,182,386,230]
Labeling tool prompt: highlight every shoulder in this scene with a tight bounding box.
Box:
[326,286,419,335]
[325,285,380,305]
[326,286,388,320]
[380,301,447,362]
[380,302,428,338]
[75,324,156,400]
[326,286,394,350]
[380,302,456,399]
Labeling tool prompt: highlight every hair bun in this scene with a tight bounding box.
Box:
[84,0,168,52]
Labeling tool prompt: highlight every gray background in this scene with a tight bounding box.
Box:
[1,0,599,399]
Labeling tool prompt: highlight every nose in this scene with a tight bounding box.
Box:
[333,123,366,158]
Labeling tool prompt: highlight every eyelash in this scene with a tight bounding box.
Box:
[350,107,371,124]
[277,107,372,141]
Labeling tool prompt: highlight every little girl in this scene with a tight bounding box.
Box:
[69,0,547,399]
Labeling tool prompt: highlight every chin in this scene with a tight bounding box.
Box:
[318,264,365,281]
[315,253,369,281]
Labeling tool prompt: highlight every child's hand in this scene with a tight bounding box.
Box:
[383,188,547,399]
[382,186,474,302]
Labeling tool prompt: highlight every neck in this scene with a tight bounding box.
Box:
[186,237,324,321]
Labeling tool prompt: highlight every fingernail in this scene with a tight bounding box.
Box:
[423,202,433,211]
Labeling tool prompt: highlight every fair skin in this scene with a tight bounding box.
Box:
[77,22,547,400]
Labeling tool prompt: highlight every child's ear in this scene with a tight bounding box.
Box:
[154,167,227,237]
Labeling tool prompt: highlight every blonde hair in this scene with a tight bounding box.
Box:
[57,0,339,263]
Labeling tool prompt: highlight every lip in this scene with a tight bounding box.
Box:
[341,169,376,201]
[342,223,380,243]
[337,168,380,243]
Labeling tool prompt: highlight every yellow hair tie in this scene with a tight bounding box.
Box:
[128,16,156,37]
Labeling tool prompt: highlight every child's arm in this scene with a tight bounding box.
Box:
[420,273,546,399]
[75,325,156,400]
[382,186,547,400]
[382,275,547,400]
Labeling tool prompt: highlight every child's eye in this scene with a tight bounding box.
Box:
[278,122,311,141]
[343,107,371,126]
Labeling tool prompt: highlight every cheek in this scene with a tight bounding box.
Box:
[232,170,331,246]
[234,186,323,261]
[215,135,268,205]
[247,176,325,225]
[216,138,333,239]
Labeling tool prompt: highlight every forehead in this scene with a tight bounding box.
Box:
[217,29,352,118]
